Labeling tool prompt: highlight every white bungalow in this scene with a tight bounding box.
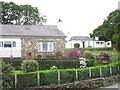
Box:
[66,36,111,48]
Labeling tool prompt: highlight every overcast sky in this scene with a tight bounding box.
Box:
[2,0,120,36]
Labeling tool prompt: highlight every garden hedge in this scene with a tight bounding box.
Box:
[2,59,95,70]
[15,62,119,88]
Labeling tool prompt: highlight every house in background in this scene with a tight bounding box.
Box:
[0,24,66,58]
[66,36,111,48]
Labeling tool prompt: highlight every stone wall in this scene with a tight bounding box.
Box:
[38,75,119,89]
[21,37,66,58]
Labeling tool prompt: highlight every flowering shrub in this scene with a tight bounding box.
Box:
[50,66,57,70]
[79,59,87,68]
[68,50,82,59]
[98,52,111,64]
[98,52,110,60]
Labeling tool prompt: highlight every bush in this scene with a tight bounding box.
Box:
[40,71,58,85]
[68,50,82,59]
[15,62,119,87]
[98,52,111,64]
[2,59,81,70]
[83,51,94,59]
[17,73,37,87]
[2,61,15,88]
[86,59,95,67]
[39,60,80,70]
[78,69,89,80]
[21,60,39,72]
[60,70,76,84]
[2,59,22,70]
[74,43,80,48]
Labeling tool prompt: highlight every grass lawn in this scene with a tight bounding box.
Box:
[89,50,118,55]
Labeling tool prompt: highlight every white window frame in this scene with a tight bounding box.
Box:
[0,41,3,47]
[37,42,54,52]
[0,41,16,48]
[4,41,12,48]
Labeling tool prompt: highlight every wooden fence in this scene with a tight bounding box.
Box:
[12,66,120,88]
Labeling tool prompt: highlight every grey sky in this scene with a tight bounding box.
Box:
[2,0,120,36]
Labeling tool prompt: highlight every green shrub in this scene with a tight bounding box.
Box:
[2,61,15,88]
[86,59,95,67]
[111,65,119,75]
[60,70,76,84]
[91,67,100,78]
[40,71,58,85]
[83,51,94,59]
[15,62,119,87]
[17,73,37,87]
[38,60,80,70]
[74,43,80,48]
[78,69,89,80]
[101,66,110,77]
[21,60,39,72]
[2,59,22,70]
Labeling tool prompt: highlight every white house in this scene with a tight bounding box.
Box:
[66,36,111,48]
[0,24,66,58]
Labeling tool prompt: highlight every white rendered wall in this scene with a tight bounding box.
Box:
[65,40,111,48]
[0,38,21,58]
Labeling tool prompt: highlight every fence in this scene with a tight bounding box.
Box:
[2,65,119,88]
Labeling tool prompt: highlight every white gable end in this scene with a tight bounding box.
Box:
[0,38,21,58]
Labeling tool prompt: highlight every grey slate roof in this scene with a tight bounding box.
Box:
[70,36,93,41]
[0,24,66,37]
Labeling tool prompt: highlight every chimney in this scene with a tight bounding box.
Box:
[95,37,99,41]
[57,19,63,31]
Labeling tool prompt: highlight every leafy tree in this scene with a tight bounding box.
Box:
[0,1,47,25]
[91,9,120,50]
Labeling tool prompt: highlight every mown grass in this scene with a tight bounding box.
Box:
[89,50,118,54]
[66,47,112,50]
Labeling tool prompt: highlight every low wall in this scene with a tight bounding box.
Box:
[38,75,119,89]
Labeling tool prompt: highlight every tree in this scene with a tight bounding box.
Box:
[91,9,120,50]
[0,1,47,25]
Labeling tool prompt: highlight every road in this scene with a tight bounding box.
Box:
[93,83,120,90]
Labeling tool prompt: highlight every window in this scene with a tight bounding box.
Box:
[38,43,42,51]
[37,42,53,52]
[101,42,104,44]
[49,42,53,51]
[96,42,99,44]
[4,41,12,47]
[12,42,16,47]
[96,42,104,44]
[42,42,48,51]
[0,42,3,47]
[0,41,16,48]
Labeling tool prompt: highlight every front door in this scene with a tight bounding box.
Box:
[83,41,85,48]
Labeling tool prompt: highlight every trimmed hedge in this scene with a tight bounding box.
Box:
[14,62,120,88]
[17,73,37,87]
[2,59,95,70]
[40,71,58,85]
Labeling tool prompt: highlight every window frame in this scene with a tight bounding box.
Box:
[0,41,3,47]
[37,42,54,52]
[0,41,16,48]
